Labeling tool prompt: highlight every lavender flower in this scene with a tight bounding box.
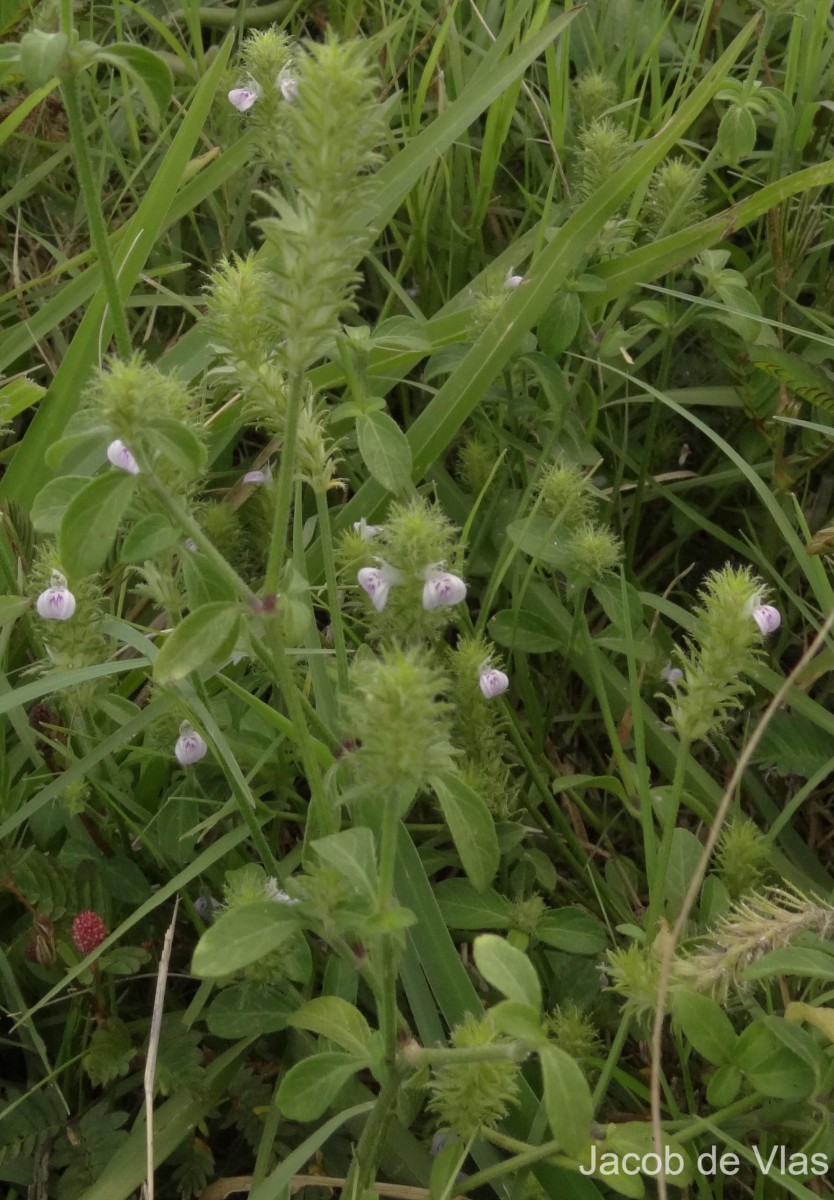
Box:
[353,517,383,540]
[107,439,140,475]
[242,468,271,486]
[478,664,509,699]
[422,567,467,611]
[661,662,684,686]
[276,68,299,103]
[357,562,401,612]
[174,722,207,766]
[752,605,781,636]
[36,572,76,621]
[228,85,261,113]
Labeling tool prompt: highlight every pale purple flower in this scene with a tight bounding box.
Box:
[752,604,781,636]
[242,468,271,486]
[36,572,76,621]
[422,567,467,611]
[357,562,400,613]
[175,722,207,766]
[107,439,140,475]
[478,664,509,699]
[503,269,524,289]
[276,68,299,103]
[184,538,198,553]
[228,85,261,113]
[353,518,383,540]
[661,662,684,686]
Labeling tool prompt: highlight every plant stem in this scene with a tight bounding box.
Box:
[59,64,132,360]
[342,1070,404,1199]
[315,489,349,691]
[644,737,690,936]
[265,369,305,598]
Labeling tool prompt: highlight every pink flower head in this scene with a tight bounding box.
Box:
[107,439,140,475]
[36,572,76,621]
[175,721,208,766]
[357,562,400,613]
[71,910,107,954]
[478,664,509,699]
[422,567,467,611]
[752,604,781,636]
[228,85,261,113]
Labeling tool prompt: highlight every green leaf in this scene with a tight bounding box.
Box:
[538,291,581,358]
[535,908,607,956]
[146,417,207,478]
[473,934,541,1010]
[83,1019,135,1087]
[19,30,67,88]
[742,945,834,983]
[276,1052,364,1122]
[539,1043,593,1158]
[717,105,757,165]
[120,514,180,562]
[593,580,645,632]
[431,774,499,892]
[182,549,238,606]
[96,43,173,127]
[356,411,413,495]
[663,828,704,919]
[311,828,378,900]
[58,471,137,576]
[288,997,372,1058]
[191,902,298,979]
[0,375,45,419]
[598,1124,694,1187]
[735,1020,816,1099]
[31,475,90,534]
[489,999,546,1043]
[706,1064,742,1107]
[672,991,738,1066]
[0,595,29,629]
[751,710,834,779]
[434,878,513,930]
[205,983,294,1039]
[489,608,564,653]
[153,602,240,683]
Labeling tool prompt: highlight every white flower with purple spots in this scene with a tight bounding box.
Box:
[478,663,509,699]
[36,572,76,621]
[357,561,401,613]
[276,68,299,103]
[228,84,261,113]
[752,604,781,636]
[421,566,467,611]
[174,721,208,766]
[107,439,140,475]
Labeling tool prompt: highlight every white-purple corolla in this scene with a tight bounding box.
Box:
[422,566,467,611]
[228,84,261,113]
[265,877,302,905]
[107,439,140,475]
[36,571,76,621]
[353,518,383,540]
[275,68,299,103]
[242,468,271,486]
[503,269,524,289]
[174,721,208,766]
[661,662,684,686]
[752,604,781,636]
[357,561,401,613]
[478,663,509,699]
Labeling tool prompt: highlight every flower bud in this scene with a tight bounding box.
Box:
[752,604,781,636]
[353,517,383,540]
[36,572,76,621]
[478,665,509,699]
[71,910,107,954]
[107,439,140,475]
[175,721,208,766]
[276,67,299,102]
[242,468,271,485]
[422,568,467,611]
[228,85,261,112]
[357,562,400,612]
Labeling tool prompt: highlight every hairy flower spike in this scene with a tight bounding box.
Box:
[667,564,768,743]
[345,645,455,794]
[36,572,76,621]
[427,1014,521,1139]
